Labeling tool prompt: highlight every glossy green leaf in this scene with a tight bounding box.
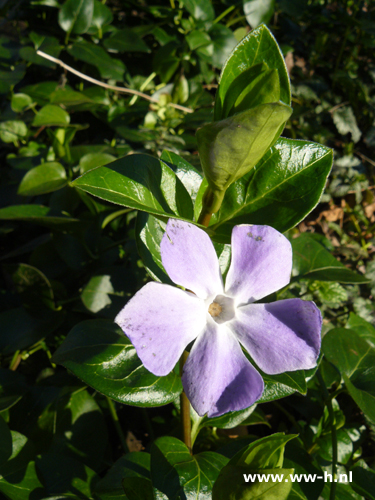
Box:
[323,328,375,423]
[72,154,194,220]
[186,30,212,51]
[197,102,292,211]
[32,104,70,127]
[259,370,308,403]
[0,417,12,466]
[52,320,183,407]
[221,63,280,119]
[207,139,332,243]
[94,453,152,500]
[58,0,94,34]
[0,120,27,144]
[215,25,290,121]
[292,233,369,284]
[198,404,258,431]
[243,0,275,28]
[213,466,293,500]
[79,152,116,174]
[0,205,82,230]
[103,28,150,53]
[67,39,125,81]
[18,162,67,196]
[160,150,203,203]
[230,433,297,469]
[151,436,228,498]
[0,369,28,412]
[346,313,375,348]
[183,0,215,21]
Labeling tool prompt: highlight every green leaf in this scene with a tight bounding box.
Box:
[89,0,113,31]
[160,150,203,204]
[11,93,33,112]
[229,433,297,469]
[72,154,194,220]
[197,102,292,211]
[81,267,135,316]
[213,466,294,500]
[243,0,275,28]
[0,417,12,466]
[221,63,280,119]
[103,28,150,53]
[94,453,152,500]
[323,328,375,424]
[67,39,125,81]
[0,65,26,95]
[332,106,361,143]
[79,152,116,174]
[18,162,67,196]
[207,139,332,243]
[0,432,43,500]
[346,313,375,348]
[183,0,215,22]
[58,0,94,34]
[209,24,238,69]
[50,87,94,107]
[0,369,28,412]
[186,30,212,51]
[215,25,290,121]
[52,320,183,407]
[198,404,260,430]
[32,104,70,127]
[151,436,228,498]
[0,120,27,144]
[259,370,308,403]
[292,233,370,283]
[351,462,375,500]
[0,205,82,230]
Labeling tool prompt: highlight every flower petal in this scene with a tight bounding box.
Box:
[230,299,321,375]
[160,219,223,299]
[115,282,207,376]
[182,321,264,417]
[225,225,292,304]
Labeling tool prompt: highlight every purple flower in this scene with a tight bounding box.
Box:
[115,220,321,417]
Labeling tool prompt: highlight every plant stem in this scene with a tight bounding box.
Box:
[180,350,192,453]
[317,369,337,500]
[106,396,129,454]
[198,209,212,227]
[9,350,21,371]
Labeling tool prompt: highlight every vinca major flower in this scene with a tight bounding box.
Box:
[116,220,321,417]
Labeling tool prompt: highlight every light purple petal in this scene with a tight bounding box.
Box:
[115,282,206,376]
[230,299,321,375]
[225,225,292,304]
[160,219,223,299]
[182,321,264,417]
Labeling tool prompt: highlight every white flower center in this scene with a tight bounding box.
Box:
[208,295,235,324]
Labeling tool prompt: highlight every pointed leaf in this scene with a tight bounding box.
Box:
[18,162,67,196]
[52,320,183,407]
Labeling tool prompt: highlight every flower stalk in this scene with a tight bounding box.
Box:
[180,350,192,453]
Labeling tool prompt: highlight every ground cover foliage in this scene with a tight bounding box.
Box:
[0,0,375,499]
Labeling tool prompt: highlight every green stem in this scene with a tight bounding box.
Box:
[213,5,235,24]
[191,416,203,447]
[317,370,337,500]
[180,351,192,453]
[106,397,129,454]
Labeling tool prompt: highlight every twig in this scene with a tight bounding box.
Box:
[356,151,375,168]
[36,50,193,113]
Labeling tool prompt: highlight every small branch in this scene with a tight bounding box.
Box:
[106,396,129,454]
[317,369,337,500]
[36,50,193,114]
[180,350,192,453]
